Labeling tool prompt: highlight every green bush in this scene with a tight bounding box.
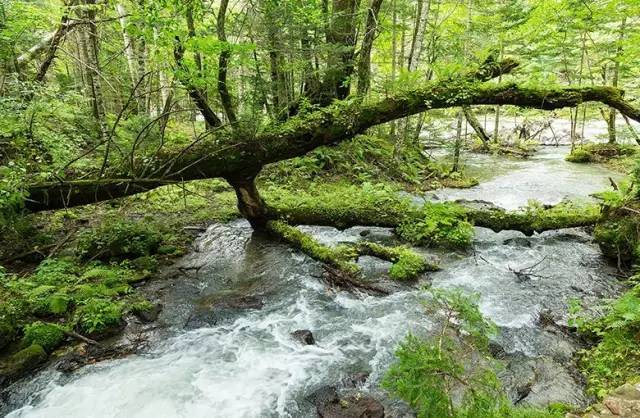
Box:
[570,283,640,398]
[76,219,163,260]
[22,321,65,353]
[74,298,124,335]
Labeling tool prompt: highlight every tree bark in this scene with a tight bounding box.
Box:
[325,0,360,99]
[407,0,431,71]
[116,4,139,93]
[173,39,223,128]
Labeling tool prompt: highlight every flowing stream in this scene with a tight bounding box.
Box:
[1,146,626,417]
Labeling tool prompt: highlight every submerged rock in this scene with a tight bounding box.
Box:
[291,330,315,345]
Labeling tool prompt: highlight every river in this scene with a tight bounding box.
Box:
[1,146,625,417]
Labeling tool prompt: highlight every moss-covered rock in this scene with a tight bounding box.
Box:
[0,344,47,382]
[594,206,640,265]
[73,298,125,339]
[22,322,65,353]
[566,143,636,164]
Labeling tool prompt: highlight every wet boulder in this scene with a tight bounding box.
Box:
[0,344,47,384]
[291,330,315,345]
[341,372,370,388]
[134,303,163,323]
[312,386,384,418]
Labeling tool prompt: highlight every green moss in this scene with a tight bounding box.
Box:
[594,209,640,264]
[566,143,637,164]
[266,182,414,229]
[267,220,361,275]
[469,201,601,235]
[22,321,65,353]
[129,299,154,316]
[0,320,16,351]
[76,219,163,261]
[0,344,47,378]
[397,202,474,248]
[357,242,439,280]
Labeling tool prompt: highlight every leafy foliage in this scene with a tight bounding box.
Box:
[22,321,64,353]
[76,218,164,261]
[570,282,640,398]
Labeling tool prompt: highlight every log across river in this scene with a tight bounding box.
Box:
[2,146,625,417]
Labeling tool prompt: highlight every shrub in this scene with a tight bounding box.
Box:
[76,219,163,260]
[22,321,65,353]
[570,283,640,398]
[74,298,124,336]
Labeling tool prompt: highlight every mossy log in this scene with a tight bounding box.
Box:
[266,220,436,283]
[24,58,640,226]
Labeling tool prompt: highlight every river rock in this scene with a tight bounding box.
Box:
[291,330,315,345]
[0,344,47,385]
[576,383,640,418]
[313,386,385,418]
[135,303,163,323]
[341,372,370,388]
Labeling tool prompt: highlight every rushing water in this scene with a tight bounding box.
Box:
[1,147,625,417]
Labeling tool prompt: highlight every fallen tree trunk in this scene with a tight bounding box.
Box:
[24,59,640,227]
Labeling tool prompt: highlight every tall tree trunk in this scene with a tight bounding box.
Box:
[492,42,504,143]
[407,0,431,71]
[79,0,110,171]
[115,4,139,91]
[452,110,464,172]
[216,0,237,124]
[325,0,360,99]
[606,16,626,144]
[356,0,384,96]
[390,0,398,140]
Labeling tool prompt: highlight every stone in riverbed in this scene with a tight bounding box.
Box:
[341,372,370,388]
[0,344,47,385]
[291,329,315,345]
[135,303,163,323]
[312,385,385,418]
